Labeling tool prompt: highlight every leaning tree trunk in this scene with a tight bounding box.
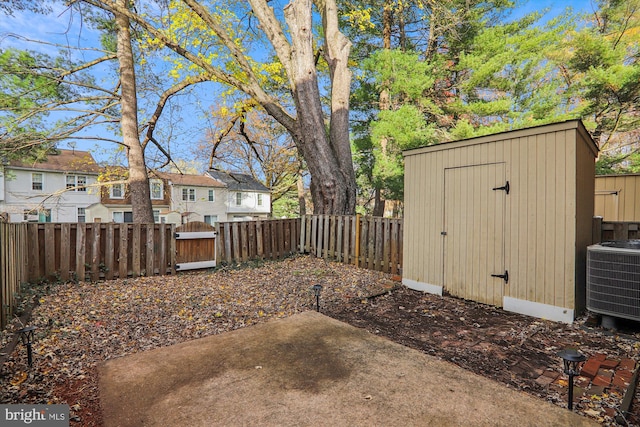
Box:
[115,0,154,223]
[284,0,357,215]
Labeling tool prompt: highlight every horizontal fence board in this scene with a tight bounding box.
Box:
[597,218,640,242]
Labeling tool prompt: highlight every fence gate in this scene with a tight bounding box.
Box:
[175,221,217,271]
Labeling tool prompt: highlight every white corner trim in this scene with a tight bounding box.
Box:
[402,278,443,296]
[503,296,574,324]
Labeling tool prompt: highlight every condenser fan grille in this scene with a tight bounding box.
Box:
[587,243,640,322]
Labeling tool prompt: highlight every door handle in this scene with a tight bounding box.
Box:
[491,270,509,283]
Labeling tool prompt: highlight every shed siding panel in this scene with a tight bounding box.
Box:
[534,134,545,305]
[428,151,440,283]
[514,137,527,301]
[575,131,596,313]
[503,140,512,299]
[564,131,578,309]
[416,153,427,283]
[545,132,557,307]
[554,131,568,309]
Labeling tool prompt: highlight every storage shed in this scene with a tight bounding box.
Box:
[402,120,598,323]
[595,174,640,221]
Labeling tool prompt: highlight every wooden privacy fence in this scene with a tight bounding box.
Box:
[299,215,403,274]
[0,223,28,330]
[4,215,639,330]
[25,223,175,283]
[216,218,300,264]
[593,217,640,242]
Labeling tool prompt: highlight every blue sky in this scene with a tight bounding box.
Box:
[516,0,595,17]
[1,1,596,167]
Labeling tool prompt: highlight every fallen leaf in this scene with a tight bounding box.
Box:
[10,371,27,386]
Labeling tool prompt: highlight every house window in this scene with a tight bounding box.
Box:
[66,175,87,191]
[204,215,218,226]
[77,207,86,223]
[182,188,196,201]
[150,180,163,199]
[77,176,87,191]
[235,192,242,206]
[257,193,263,206]
[32,173,43,191]
[23,210,38,222]
[208,189,215,202]
[38,209,51,223]
[111,183,124,199]
[113,211,133,223]
[153,209,160,223]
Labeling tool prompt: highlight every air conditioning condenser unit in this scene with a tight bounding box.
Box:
[586,241,640,322]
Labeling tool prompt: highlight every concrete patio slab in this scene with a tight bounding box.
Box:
[98,312,596,426]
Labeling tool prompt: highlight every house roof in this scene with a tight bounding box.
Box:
[206,170,270,192]
[157,172,226,188]
[9,149,101,174]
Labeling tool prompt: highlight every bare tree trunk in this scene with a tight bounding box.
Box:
[283,0,356,215]
[115,0,153,223]
[373,188,385,217]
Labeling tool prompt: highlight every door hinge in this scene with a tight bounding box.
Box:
[491,270,509,283]
[492,181,510,194]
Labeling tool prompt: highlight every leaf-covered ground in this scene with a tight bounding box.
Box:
[0,255,638,426]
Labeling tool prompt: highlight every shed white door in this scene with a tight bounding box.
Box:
[443,163,507,306]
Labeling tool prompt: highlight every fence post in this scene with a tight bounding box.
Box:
[592,216,602,244]
[76,224,86,282]
[613,222,629,240]
[354,213,361,266]
[298,215,305,253]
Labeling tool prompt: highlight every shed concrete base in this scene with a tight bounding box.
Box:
[503,296,574,324]
[98,312,594,427]
[402,278,443,295]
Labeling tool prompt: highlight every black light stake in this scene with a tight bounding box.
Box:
[312,284,323,312]
[17,326,36,367]
[558,349,586,410]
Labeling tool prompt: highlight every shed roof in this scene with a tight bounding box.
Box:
[403,120,598,158]
[8,149,101,174]
[206,170,270,192]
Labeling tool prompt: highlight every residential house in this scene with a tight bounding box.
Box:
[160,172,226,225]
[86,170,271,224]
[85,168,171,223]
[0,149,101,222]
[206,170,271,221]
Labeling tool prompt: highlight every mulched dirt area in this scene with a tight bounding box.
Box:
[1,255,638,426]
